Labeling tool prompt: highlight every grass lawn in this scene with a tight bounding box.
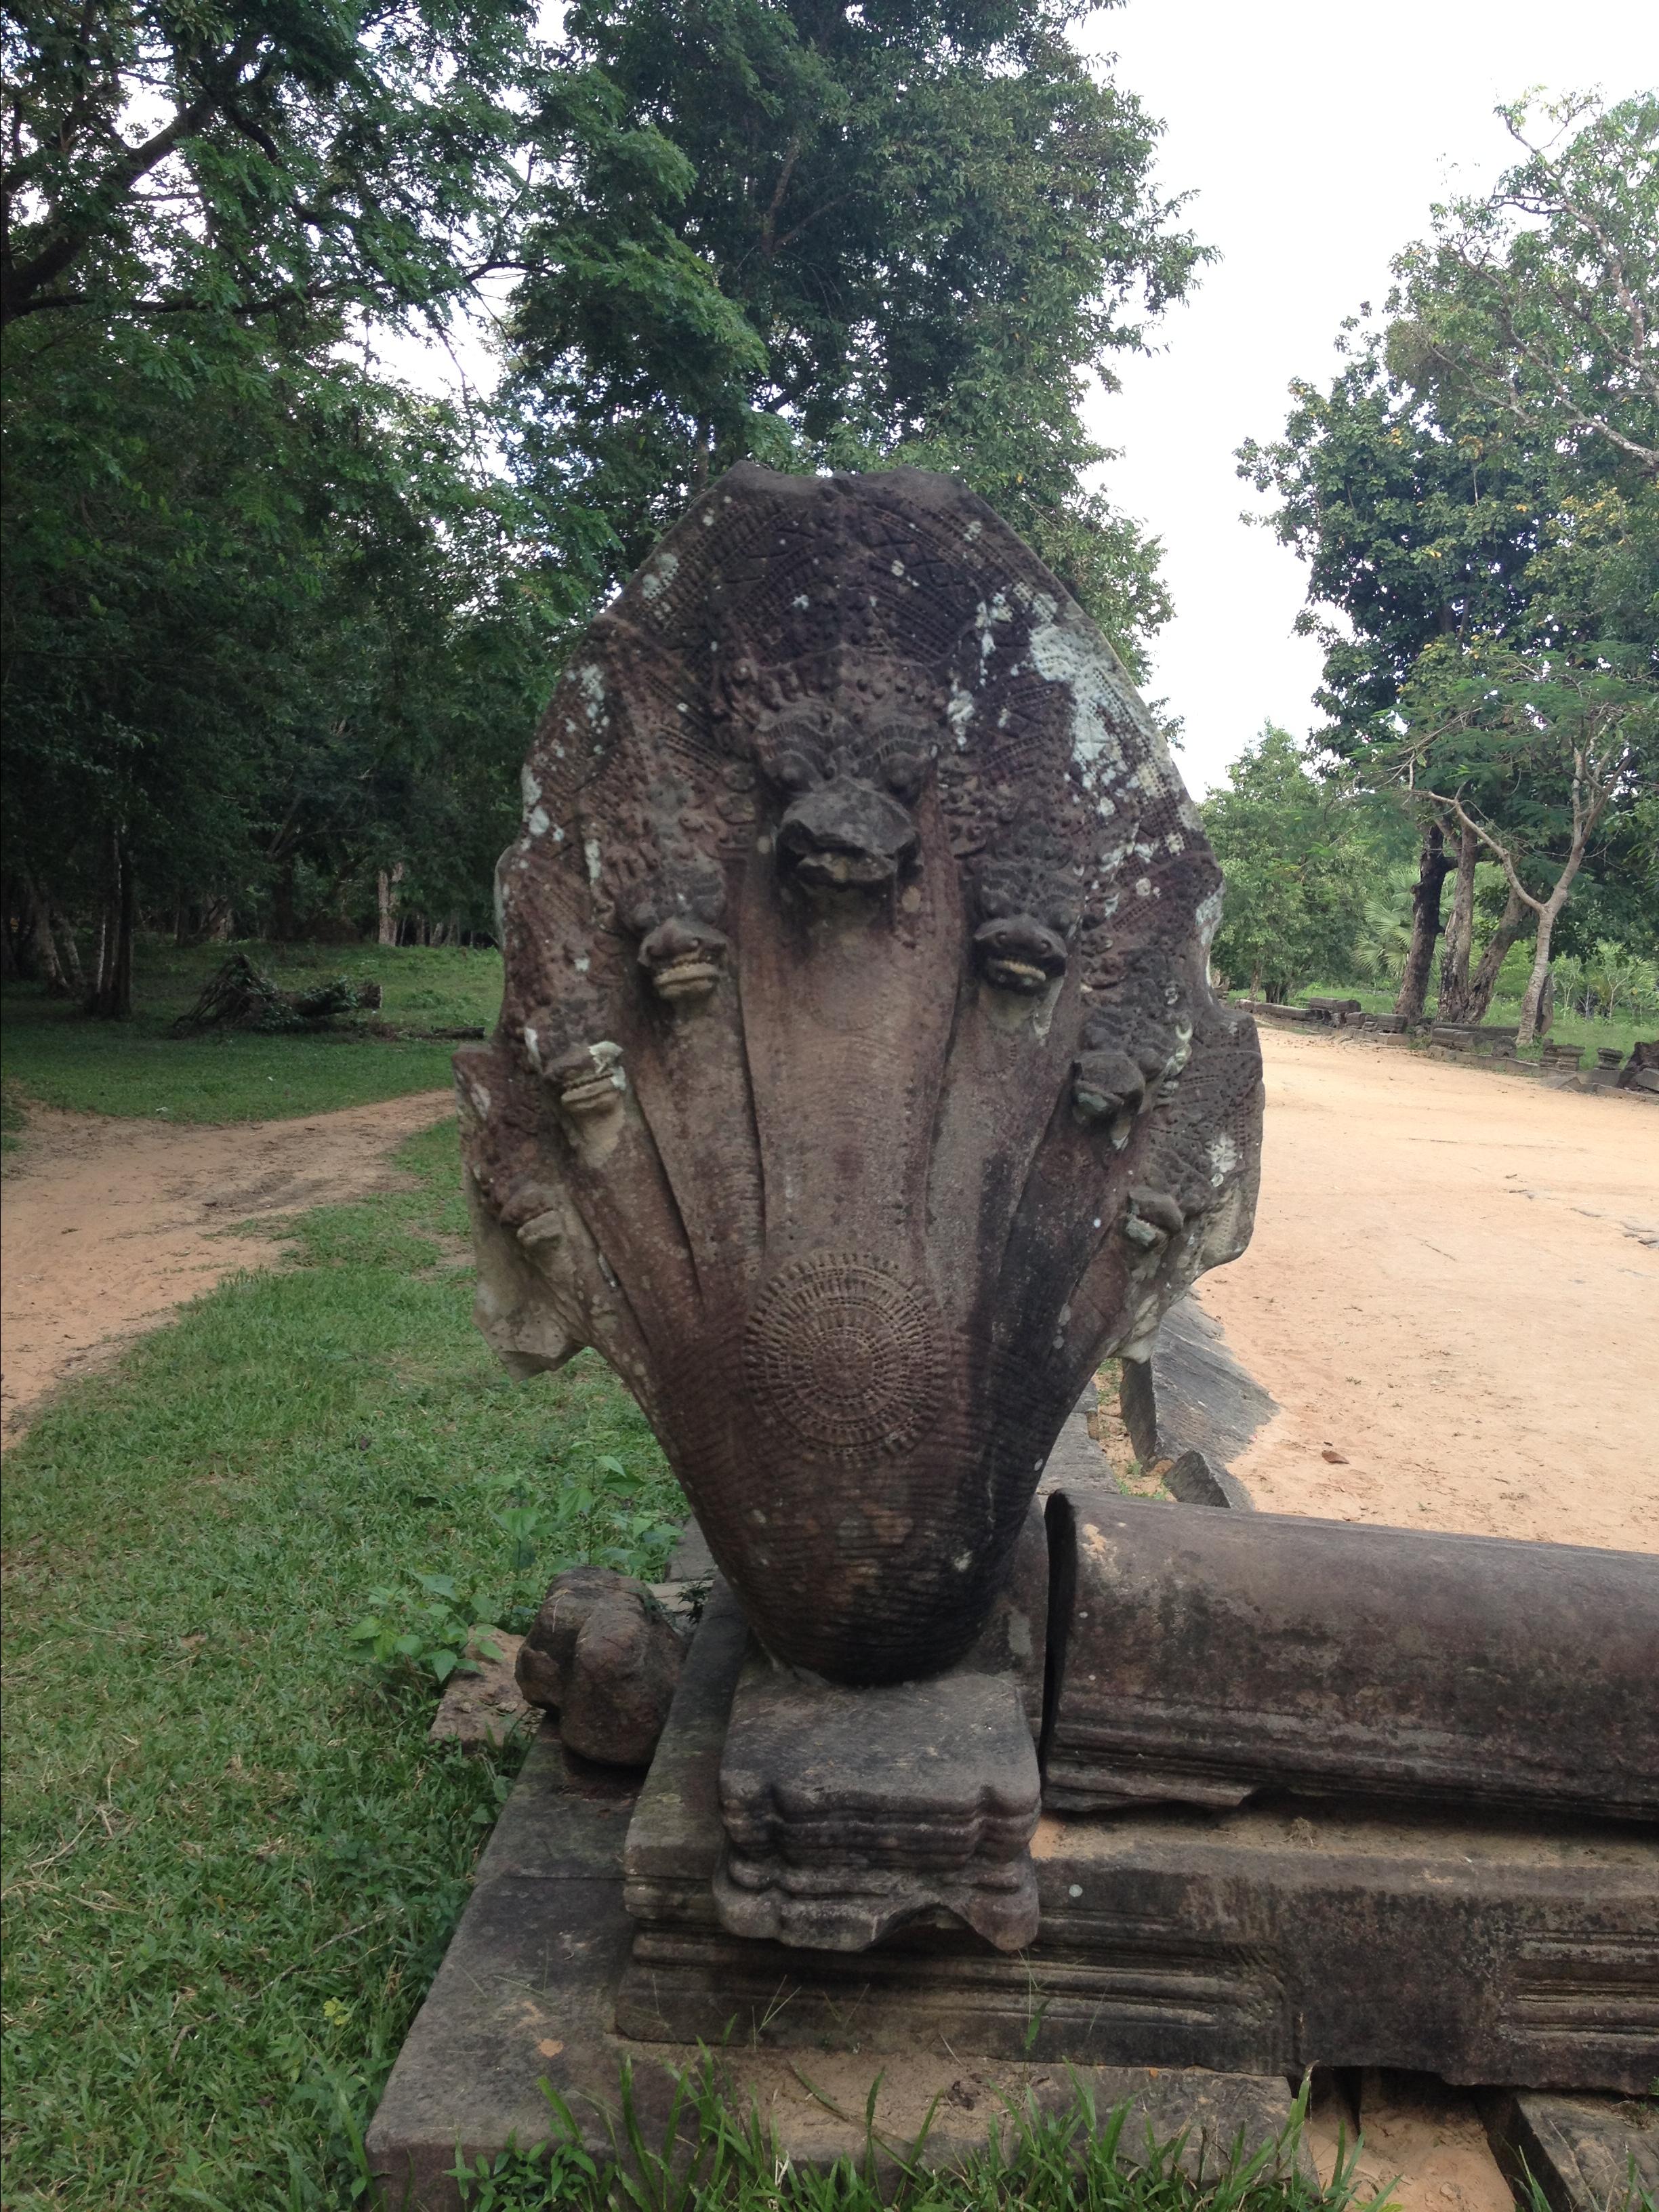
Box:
[1,941,504,1126]
[1292,982,1647,1065]
[1,1118,682,2209]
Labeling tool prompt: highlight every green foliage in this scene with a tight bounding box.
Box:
[1387,93,1658,480]
[0,1115,680,2207]
[1,310,563,952]
[346,1448,680,1687]
[346,1573,504,1688]
[5,0,1207,1000]
[1551,941,1659,1027]
[0,1076,24,1154]
[1,939,503,1121]
[504,0,1208,670]
[1237,337,1555,750]
[2,0,537,329]
[1238,91,1658,1008]
[1202,729,1380,1003]
[438,2062,1357,2212]
[1395,636,1655,890]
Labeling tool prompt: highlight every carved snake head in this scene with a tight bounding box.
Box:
[546,1040,626,1117]
[1071,1047,1147,1144]
[753,696,933,895]
[972,912,1070,995]
[636,913,729,1002]
[972,842,1081,996]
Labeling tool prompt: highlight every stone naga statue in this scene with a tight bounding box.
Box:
[457,464,1261,1687]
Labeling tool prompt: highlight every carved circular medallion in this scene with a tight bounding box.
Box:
[743,1253,939,1460]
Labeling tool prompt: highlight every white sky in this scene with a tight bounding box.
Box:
[1078,0,1659,796]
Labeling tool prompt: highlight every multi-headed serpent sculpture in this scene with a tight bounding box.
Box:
[457,464,1263,1686]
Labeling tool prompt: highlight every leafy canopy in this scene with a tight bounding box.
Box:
[1238,91,1658,985]
[504,0,1208,670]
[1,0,537,326]
[1202,727,1376,1004]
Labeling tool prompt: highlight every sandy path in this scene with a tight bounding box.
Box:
[1,1090,453,1443]
[1197,1028,1659,1552]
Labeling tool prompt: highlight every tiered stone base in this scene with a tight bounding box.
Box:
[364,1727,1307,2212]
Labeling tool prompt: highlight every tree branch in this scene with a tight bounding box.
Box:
[1417,787,1543,914]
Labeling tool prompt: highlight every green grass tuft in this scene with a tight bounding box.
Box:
[1,1075,26,1155]
[436,2061,1374,2211]
[1,1115,678,2209]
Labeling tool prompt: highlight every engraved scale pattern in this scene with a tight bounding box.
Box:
[743,1253,940,1460]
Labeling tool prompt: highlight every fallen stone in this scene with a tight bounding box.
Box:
[1119,1296,1273,1481]
[1162,1446,1253,1509]
[617,1595,1659,2093]
[516,1567,685,1767]
[427,1627,531,1751]
[1044,1490,1659,1823]
[1483,2089,1659,2212]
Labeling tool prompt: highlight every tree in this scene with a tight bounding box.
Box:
[503,0,1208,671]
[1,0,536,328]
[2,0,556,1006]
[1240,93,1658,1027]
[1389,94,1658,480]
[1397,642,1655,1043]
[1,311,563,1006]
[5,0,1216,1004]
[1202,727,1375,1005]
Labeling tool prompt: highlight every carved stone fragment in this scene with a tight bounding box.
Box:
[461,463,1261,1685]
[516,1567,685,1767]
[715,1659,1042,1952]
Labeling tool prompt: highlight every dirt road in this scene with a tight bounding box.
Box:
[6,1029,1657,1553]
[1197,1027,1659,1552]
[1,1090,453,1443]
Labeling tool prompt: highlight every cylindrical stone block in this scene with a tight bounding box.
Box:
[1044,1491,1659,1822]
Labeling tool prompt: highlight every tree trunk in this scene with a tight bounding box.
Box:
[1435,831,1478,1023]
[22,869,68,996]
[1395,821,1452,1026]
[1537,967,1555,1036]
[272,855,298,943]
[52,901,84,989]
[1462,884,1531,1027]
[1516,851,1588,1045]
[87,830,136,1019]
[112,851,136,1017]
[377,863,403,948]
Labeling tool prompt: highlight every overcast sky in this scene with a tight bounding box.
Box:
[1077,0,1658,796]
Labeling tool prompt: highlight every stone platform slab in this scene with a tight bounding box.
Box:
[365,1727,1306,2212]
[621,1575,1659,2095]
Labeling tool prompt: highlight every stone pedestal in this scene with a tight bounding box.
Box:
[706,1506,1049,1954]
[715,1660,1042,1951]
[364,1725,1307,2212]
